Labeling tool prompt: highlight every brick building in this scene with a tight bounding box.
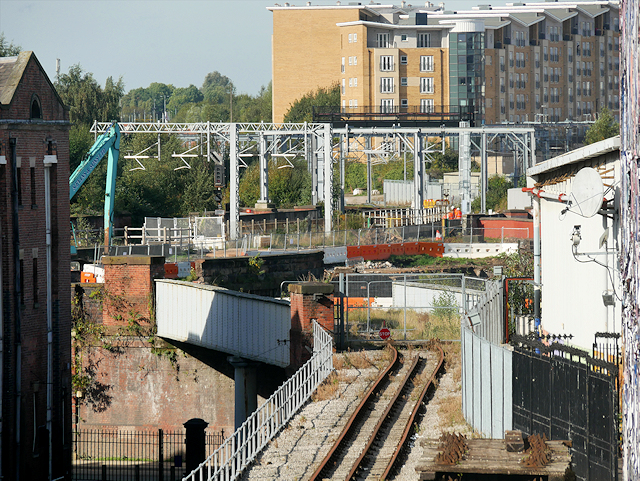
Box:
[0,52,72,480]
[268,1,620,126]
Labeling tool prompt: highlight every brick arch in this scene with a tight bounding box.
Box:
[30,93,42,119]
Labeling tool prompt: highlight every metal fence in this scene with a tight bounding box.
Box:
[465,279,504,345]
[183,321,333,481]
[461,327,512,439]
[73,428,224,481]
[511,334,619,481]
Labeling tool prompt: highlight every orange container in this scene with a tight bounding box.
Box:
[81,272,96,283]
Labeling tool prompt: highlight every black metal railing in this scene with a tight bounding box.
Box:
[510,334,619,481]
[73,427,225,481]
[312,105,476,126]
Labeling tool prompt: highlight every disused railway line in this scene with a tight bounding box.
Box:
[309,343,445,480]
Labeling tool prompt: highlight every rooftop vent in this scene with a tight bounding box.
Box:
[478,4,491,9]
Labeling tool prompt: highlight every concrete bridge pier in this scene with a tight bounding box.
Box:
[228,356,258,429]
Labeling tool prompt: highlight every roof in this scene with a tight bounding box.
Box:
[527,135,620,176]
[0,51,66,111]
[509,12,545,26]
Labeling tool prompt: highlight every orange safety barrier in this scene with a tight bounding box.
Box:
[404,242,420,255]
[164,263,179,279]
[346,245,362,259]
[418,242,445,258]
[390,243,405,257]
[374,245,392,260]
[344,297,375,310]
[81,272,96,283]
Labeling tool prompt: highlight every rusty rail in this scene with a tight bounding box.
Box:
[308,345,399,481]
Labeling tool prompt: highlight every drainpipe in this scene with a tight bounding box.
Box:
[10,137,22,481]
[44,154,55,480]
[533,194,541,329]
[1,147,4,480]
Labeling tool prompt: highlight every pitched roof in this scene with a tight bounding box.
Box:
[527,136,620,176]
[0,51,66,111]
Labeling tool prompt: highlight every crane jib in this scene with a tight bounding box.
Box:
[70,140,112,196]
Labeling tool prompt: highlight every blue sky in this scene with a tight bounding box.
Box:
[1,0,498,96]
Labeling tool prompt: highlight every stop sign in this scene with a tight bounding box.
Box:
[379,328,391,340]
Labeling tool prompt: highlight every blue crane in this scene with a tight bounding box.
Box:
[69,122,120,247]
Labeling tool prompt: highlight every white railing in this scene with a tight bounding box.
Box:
[183,321,333,481]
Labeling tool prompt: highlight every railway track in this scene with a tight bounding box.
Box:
[309,343,445,481]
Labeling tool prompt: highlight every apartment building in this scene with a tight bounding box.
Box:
[269,1,620,125]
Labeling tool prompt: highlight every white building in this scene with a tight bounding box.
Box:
[526,136,620,350]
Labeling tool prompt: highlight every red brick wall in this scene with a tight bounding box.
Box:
[478,218,533,239]
[101,256,165,326]
[0,52,71,480]
[289,283,334,368]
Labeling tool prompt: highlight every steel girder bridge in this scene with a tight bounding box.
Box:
[91,122,535,240]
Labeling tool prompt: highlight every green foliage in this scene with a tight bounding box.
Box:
[345,161,367,192]
[0,32,20,57]
[283,84,340,123]
[55,64,124,126]
[425,145,459,178]
[431,291,459,321]
[584,107,619,145]
[238,158,311,208]
[497,250,535,321]
[471,174,513,212]
[69,123,94,173]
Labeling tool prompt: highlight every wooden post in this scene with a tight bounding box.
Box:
[124,225,129,246]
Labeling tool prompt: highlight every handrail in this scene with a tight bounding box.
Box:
[183,321,333,481]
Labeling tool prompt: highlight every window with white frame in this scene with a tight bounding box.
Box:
[342,57,345,73]
[349,78,353,87]
[420,77,434,94]
[353,56,358,66]
[341,78,345,94]
[342,99,346,109]
[401,98,408,107]
[349,56,353,66]
[380,77,394,93]
[348,33,353,43]
[381,98,394,113]
[487,98,493,108]
[349,99,353,108]
[420,55,434,72]
[420,98,434,113]
[401,34,408,42]
[377,32,390,48]
[353,99,358,107]
[353,77,358,87]
[353,33,357,43]
[380,55,394,71]
[400,55,408,65]
[417,32,431,47]
[401,77,408,86]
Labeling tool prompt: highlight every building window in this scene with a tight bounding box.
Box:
[354,33,357,43]
[401,77,408,86]
[30,95,42,119]
[401,98,408,108]
[420,98,434,113]
[30,165,36,208]
[487,98,493,108]
[353,77,357,87]
[380,77,394,93]
[420,55,434,72]
[353,56,357,66]
[342,99,346,109]
[341,57,345,73]
[349,56,353,66]
[486,55,492,66]
[400,55,408,65]
[417,33,431,47]
[420,77,434,94]
[349,78,353,88]
[341,78,345,95]
[381,98,394,113]
[348,33,353,43]
[377,33,390,48]
[401,34,408,42]
[380,55,394,71]
[353,99,358,107]
[32,256,39,306]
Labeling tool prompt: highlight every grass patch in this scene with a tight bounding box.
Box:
[312,373,340,402]
[348,308,460,341]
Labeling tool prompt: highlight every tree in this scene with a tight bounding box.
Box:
[55,64,124,125]
[584,107,619,145]
[471,175,513,212]
[201,71,233,104]
[238,159,311,208]
[0,33,20,57]
[283,84,340,123]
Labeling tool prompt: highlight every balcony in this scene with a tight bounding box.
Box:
[504,37,512,45]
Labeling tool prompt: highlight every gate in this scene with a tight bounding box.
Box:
[511,334,619,481]
[73,427,224,481]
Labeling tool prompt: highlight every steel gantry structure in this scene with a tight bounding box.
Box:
[91,122,535,240]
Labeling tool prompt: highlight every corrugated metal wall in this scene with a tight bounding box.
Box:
[155,280,291,367]
[462,326,512,439]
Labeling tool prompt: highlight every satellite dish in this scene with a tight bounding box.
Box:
[569,167,604,218]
